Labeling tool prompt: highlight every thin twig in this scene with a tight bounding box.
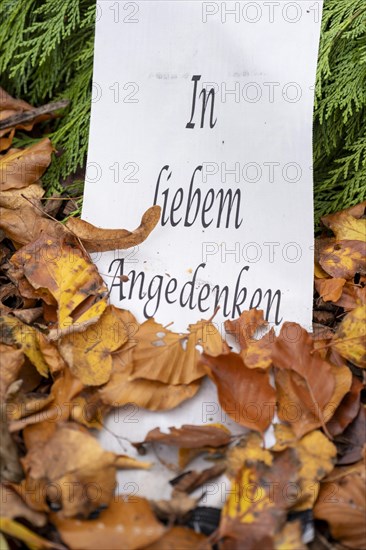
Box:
[0,99,69,130]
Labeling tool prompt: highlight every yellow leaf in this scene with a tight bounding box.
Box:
[322,211,366,241]
[333,305,366,368]
[226,432,273,478]
[0,316,49,377]
[10,233,108,332]
[319,239,366,280]
[59,306,129,385]
[274,521,306,550]
[294,430,337,510]
[271,427,337,511]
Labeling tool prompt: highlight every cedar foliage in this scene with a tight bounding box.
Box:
[0,0,365,223]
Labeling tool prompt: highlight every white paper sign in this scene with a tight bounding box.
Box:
[83,0,323,501]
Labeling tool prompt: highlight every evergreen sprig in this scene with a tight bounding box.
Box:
[0,0,365,222]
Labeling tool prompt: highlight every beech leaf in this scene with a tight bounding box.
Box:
[59,305,129,385]
[0,138,53,190]
[315,277,346,302]
[141,424,231,449]
[203,352,276,432]
[314,461,366,549]
[51,496,165,550]
[318,238,366,279]
[10,233,108,332]
[332,305,366,368]
[321,210,366,241]
[129,317,226,385]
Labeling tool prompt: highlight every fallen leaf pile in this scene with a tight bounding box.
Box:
[0,90,365,549]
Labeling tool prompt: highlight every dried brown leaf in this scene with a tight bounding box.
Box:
[315,277,346,302]
[65,205,161,252]
[203,352,276,432]
[0,138,53,190]
[314,461,366,549]
[99,344,200,410]
[318,238,366,279]
[59,305,129,385]
[141,424,231,449]
[10,233,108,332]
[129,318,223,385]
[225,309,267,350]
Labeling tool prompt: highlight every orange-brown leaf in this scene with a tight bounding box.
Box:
[225,309,267,350]
[203,352,276,432]
[315,277,346,302]
[51,495,166,550]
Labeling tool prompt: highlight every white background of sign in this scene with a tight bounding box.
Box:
[84,0,323,501]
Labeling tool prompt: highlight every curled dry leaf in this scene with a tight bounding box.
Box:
[0,138,53,190]
[65,205,161,252]
[141,424,231,449]
[202,352,276,432]
[225,308,267,350]
[10,233,108,332]
[318,238,366,279]
[314,461,366,549]
[171,463,226,496]
[129,317,225,386]
[332,304,366,368]
[315,277,346,302]
[51,496,166,550]
[59,305,129,385]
